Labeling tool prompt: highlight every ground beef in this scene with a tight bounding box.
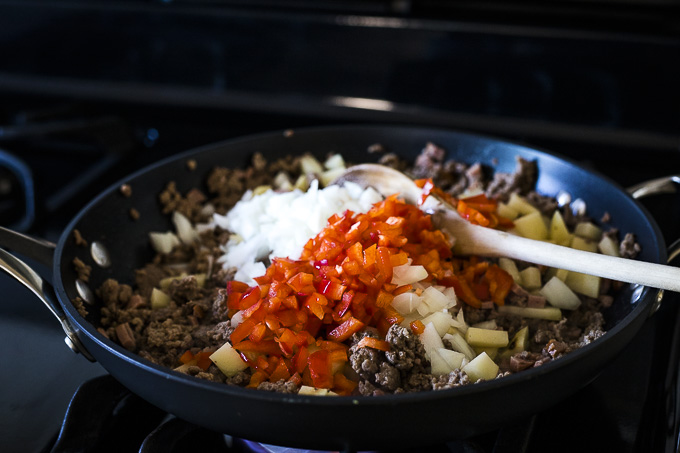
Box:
[525,191,559,217]
[75,254,94,277]
[167,276,203,303]
[211,288,230,321]
[384,324,428,373]
[348,325,434,395]
[72,296,89,318]
[485,156,537,201]
[620,233,641,258]
[431,369,470,390]
[258,380,299,393]
[134,265,167,298]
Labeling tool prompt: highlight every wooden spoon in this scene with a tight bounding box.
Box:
[334,163,680,292]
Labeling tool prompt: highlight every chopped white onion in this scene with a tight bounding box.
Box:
[391,291,421,315]
[173,211,199,244]
[212,180,382,285]
[391,264,429,286]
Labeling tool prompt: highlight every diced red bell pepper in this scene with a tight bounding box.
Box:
[327,316,365,342]
[356,336,391,352]
[410,319,426,335]
[179,350,194,365]
[232,339,281,355]
[307,349,334,389]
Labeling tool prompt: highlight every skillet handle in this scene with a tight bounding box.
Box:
[628,175,680,315]
[0,227,95,361]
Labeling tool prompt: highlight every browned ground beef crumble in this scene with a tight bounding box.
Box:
[92,143,638,395]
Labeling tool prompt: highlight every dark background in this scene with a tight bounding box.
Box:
[0,1,679,452]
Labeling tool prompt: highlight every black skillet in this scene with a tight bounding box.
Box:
[0,125,672,451]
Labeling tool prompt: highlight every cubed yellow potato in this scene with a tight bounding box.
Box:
[565,271,601,298]
[546,267,570,282]
[465,327,509,348]
[473,347,499,360]
[500,326,530,359]
[150,288,171,309]
[209,342,248,377]
[506,193,539,216]
[462,352,499,381]
[513,211,549,241]
[497,305,563,321]
[574,221,602,241]
[497,202,520,220]
[540,276,582,310]
[549,210,573,246]
[598,235,621,257]
[519,266,542,290]
[498,258,522,283]
[571,236,598,253]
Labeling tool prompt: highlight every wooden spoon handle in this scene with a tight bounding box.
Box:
[435,210,680,292]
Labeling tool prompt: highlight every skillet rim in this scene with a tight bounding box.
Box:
[52,123,665,407]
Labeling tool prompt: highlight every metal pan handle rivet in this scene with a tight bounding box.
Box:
[76,279,95,305]
[90,241,111,268]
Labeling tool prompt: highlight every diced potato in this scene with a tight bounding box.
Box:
[497,202,519,220]
[465,327,509,348]
[173,363,192,373]
[324,153,346,170]
[252,185,272,196]
[473,347,498,360]
[294,174,309,191]
[539,276,582,310]
[506,193,539,216]
[159,273,187,290]
[498,258,521,283]
[571,236,598,253]
[300,154,324,175]
[430,349,451,375]
[319,167,346,187]
[598,235,621,257]
[545,267,569,282]
[209,342,249,377]
[462,352,499,381]
[194,273,207,287]
[443,332,476,360]
[298,386,337,396]
[438,348,466,370]
[519,266,542,290]
[431,348,466,375]
[500,326,530,359]
[574,222,602,241]
[472,319,497,330]
[549,210,572,246]
[150,288,171,309]
[273,171,293,191]
[497,305,563,321]
[565,271,601,298]
[513,211,549,241]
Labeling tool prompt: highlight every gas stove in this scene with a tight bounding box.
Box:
[0,2,679,452]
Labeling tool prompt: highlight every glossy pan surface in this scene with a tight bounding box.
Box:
[53,125,664,451]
